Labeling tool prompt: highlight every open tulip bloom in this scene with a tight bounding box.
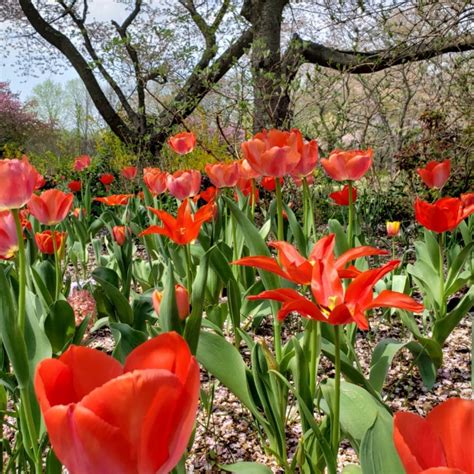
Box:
[417,159,451,189]
[28,189,74,225]
[35,332,200,474]
[139,198,215,245]
[235,234,423,329]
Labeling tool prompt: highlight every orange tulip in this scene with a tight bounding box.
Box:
[143,168,168,195]
[35,230,66,255]
[94,194,133,206]
[329,184,357,206]
[34,171,46,190]
[260,176,283,192]
[321,148,373,181]
[241,129,301,177]
[0,211,19,260]
[166,170,201,200]
[386,221,401,237]
[34,332,200,474]
[139,199,215,245]
[71,208,85,219]
[168,131,196,155]
[205,162,240,188]
[100,173,114,186]
[414,197,473,233]
[238,159,260,180]
[28,189,74,225]
[417,159,451,189]
[112,226,130,246]
[73,155,91,171]
[0,156,38,211]
[152,285,190,320]
[291,134,318,178]
[67,180,81,193]
[194,186,217,203]
[393,398,474,474]
[121,166,138,180]
[19,209,32,231]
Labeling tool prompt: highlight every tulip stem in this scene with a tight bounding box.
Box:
[302,177,316,242]
[438,232,446,319]
[184,244,193,297]
[12,209,26,333]
[308,320,321,398]
[20,388,41,472]
[332,325,341,459]
[51,225,61,300]
[347,181,354,247]
[274,177,284,241]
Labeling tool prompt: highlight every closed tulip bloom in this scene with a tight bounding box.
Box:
[329,184,357,206]
[0,211,19,260]
[100,173,114,186]
[112,226,130,246]
[417,159,451,189]
[168,131,196,155]
[34,332,200,474]
[73,155,91,171]
[414,197,473,233]
[152,285,190,320]
[72,208,85,219]
[205,162,240,188]
[195,186,217,203]
[260,176,283,192]
[143,168,168,195]
[34,172,46,190]
[68,180,81,193]
[386,221,401,237]
[121,166,138,180]
[28,189,74,225]
[460,192,474,216]
[94,194,133,206]
[166,170,201,200]
[241,129,301,177]
[0,156,38,211]
[393,398,473,474]
[140,199,215,245]
[291,136,318,178]
[321,148,373,181]
[35,230,66,255]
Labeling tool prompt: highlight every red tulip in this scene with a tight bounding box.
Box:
[291,135,318,178]
[143,168,168,195]
[241,129,301,177]
[321,148,373,181]
[34,172,46,190]
[460,192,474,216]
[0,211,19,260]
[139,199,215,245]
[100,173,114,186]
[28,189,74,225]
[35,230,66,255]
[234,234,388,286]
[329,184,357,206]
[152,285,190,320]
[0,156,38,211]
[73,155,91,171]
[235,178,259,204]
[292,175,315,187]
[94,194,133,206]
[386,221,401,237]
[19,209,32,231]
[67,180,82,193]
[166,170,201,200]
[112,226,130,246]
[205,162,240,188]
[417,159,451,189]
[34,332,200,474]
[260,176,283,192]
[72,208,85,219]
[168,132,196,155]
[414,197,473,233]
[393,398,474,474]
[195,186,217,203]
[121,166,138,180]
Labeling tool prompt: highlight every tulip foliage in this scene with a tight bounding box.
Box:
[0,134,472,474]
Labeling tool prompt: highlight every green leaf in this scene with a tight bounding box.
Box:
[445,242,474,294]
[43,300,76,353]
[284,202,307,256]
[30,261,55,307]
[328,219,349,256]
[110,322,147,363]
[159,266,181,333]
[196,331,257,416]
[220,462,273,473]
[359,413,404,474]
[184,252,209,354]
[342,465,362,474]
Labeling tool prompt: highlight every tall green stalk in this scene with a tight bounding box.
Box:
[51,226,61,300]
[184,244,193,297]
[12,210,26,332]
[332,326,341,459]
[347,181,354,247]
[302,177,316,241]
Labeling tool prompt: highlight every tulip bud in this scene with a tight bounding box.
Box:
[112,226,130,246]
[386,221,401,237]
[152,285,190,320]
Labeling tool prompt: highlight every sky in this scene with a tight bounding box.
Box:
[1,0,130,99]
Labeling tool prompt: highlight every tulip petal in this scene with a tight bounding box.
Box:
[393,412,447,474]
[365,290,423,313]
[421,469,465,474]
[308,234,335,261]
[45,404,135,474]
[427,398,474,473]
[232,256,289,281]
[277,297,327,322]
[335,246,388,270]
[247,288,306,304]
